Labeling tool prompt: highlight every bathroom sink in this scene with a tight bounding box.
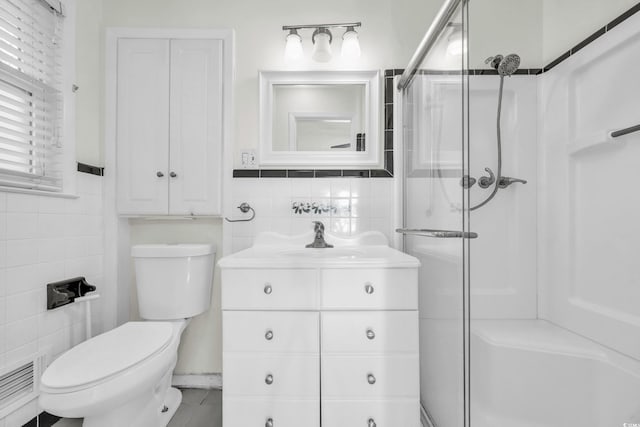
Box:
[277,248,365,259]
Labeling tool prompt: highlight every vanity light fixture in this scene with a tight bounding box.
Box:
[282,22,362,62]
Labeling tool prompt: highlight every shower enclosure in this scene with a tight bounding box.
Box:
[398,0,640,426]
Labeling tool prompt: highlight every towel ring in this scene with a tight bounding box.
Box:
[225,202,256,222]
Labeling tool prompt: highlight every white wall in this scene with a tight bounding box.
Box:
[0,173,105,425]
[538,11,640,361]
[542,0,638,64]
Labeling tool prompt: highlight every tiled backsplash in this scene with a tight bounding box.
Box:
[230,177,395,253]
[0,172,104,426]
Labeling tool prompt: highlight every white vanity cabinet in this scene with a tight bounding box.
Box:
[115,38,223,216]
[221,261,420,427]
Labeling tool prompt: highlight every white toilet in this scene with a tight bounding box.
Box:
[39,244,215,427]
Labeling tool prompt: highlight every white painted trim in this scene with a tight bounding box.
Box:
[259,70,381,167]
[61,0,77,196]
[0,186,78,198]
[172,374,222,390]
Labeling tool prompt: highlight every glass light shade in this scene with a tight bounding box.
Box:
[446,28,466,57]
[284,31,303,61]
[312,32,332,62]
[341,29,361,59]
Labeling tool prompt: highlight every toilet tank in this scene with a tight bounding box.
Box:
[131,244,215,320]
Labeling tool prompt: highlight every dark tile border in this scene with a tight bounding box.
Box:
[541,2,640,72]
[77,162,103,176]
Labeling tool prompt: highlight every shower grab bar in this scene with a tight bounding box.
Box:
[397,0,464,91]
[395,228,478,239]
[611,124,640,138]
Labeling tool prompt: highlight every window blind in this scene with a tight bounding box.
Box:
[0,0,63,191]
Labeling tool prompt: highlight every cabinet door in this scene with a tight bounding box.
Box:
[169,39,223,215]
[116,39,170,215]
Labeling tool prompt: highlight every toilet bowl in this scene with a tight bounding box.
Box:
[39,244,215,427]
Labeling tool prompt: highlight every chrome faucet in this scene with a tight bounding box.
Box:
[306,221,333,248]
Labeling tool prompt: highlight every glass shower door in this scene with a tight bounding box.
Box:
[399,1,470,425]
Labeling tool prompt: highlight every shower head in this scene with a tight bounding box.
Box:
[497,53,520,76]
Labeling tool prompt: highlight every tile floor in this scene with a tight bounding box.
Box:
[48,388,222,427]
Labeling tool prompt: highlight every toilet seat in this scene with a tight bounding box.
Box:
[41,322,174,394]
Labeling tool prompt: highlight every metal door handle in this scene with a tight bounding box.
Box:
[265,330,274,341]
[366,329,375,340]
[395,228,478,239]
[169,171,177,178]
[367,374,376,384]
[364,283,374,294]
[266,418,274,427]
[156,171,164,177]
[264,284,272,294]
[265,374,274,385]
[368,419,376,427]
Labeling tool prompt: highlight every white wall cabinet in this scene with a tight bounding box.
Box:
[116,38,223,216]
[221,267,420,427]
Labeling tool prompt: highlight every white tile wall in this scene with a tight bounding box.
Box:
[230,178,395,253]
[0,172,104,426]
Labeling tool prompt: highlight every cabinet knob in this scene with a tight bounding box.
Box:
[169,171,177,178]
[264,284,273,295]
[265,330,274,341]
[156,171,164,177]
[367,373,376,385]
[265,374,274,385]
[368,418,376,427]
[266,418,274,427]
[366,329,375,340]
[364,283,374,294]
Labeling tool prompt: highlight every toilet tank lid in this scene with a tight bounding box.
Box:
[132,243,216,258]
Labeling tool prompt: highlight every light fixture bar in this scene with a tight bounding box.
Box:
[282,22,361,31]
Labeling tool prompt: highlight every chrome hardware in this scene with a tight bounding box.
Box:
[497,176,527,188]
[366,329,375,340]
[225,202,256,223]
[266,418,274,427]
[395,228,478,239]
[367,374,376,384]
[156,171,164,177]
[264,284,273,295]
[161,405,168,413]
[364,283,374,294]
[368,419,377,427]
[461,175,476,189]
[169,171,177,178]
[265,374,274,385]
[265,330,274,341]
[478,167,495,188]
[611,123,640,138]
[305,221,334,248]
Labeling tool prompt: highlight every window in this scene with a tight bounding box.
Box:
[0,0,64,191]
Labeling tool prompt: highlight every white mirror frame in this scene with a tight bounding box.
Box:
[259,70,381,167]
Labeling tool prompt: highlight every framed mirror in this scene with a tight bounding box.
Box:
[259,70,380,167]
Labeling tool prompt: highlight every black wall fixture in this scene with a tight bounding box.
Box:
[46,277,96,310]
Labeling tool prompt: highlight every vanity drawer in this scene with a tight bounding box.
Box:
[224,398,319,427]
[223,354,319,398]
[321,268,418,309]
[224,311,319,353]
[321,355,419,399]
[222,269,317,309]
[322,400,420,427]
[321,311,418,354]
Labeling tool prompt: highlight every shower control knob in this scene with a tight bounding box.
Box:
[265,330,274,341]
[478,167,496,189]
[265,374,274,385]
[368,419,377,427]
[156,171,164,177]
[367,374,376,385]
[264,284,272,295]
[364,283,374,294]
[366,329,375,340]
[266,418,274,427]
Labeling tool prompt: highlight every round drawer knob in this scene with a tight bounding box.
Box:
[364,283,374,294]
[169,171,177,178]
[368,418,376,427]
[265,374,274,385]
[366,329,375,340]
[265,330,274,341]
[367,374,376,385]
[156,171,164,177]
[264,284,273,294]
[266,418,274,427]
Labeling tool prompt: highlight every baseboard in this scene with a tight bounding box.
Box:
[171,373,222,389]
